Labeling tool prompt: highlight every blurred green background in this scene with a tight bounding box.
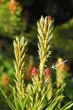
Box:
[0,0,73,109]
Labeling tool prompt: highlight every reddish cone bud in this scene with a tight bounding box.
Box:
[44,68,50,76]
[47,16,52,20]
[31,67,38,76]
[7,0,17,14]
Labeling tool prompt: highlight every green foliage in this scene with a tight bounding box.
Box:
[0,83,73,110]
[0,0,26,37]
[0,53,14,76]
[65,77,73,100]
[0,16,73,110]
[53,19,73,61]
[0,0,73,109]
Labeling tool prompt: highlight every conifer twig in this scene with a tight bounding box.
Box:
[13,36,27,99]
